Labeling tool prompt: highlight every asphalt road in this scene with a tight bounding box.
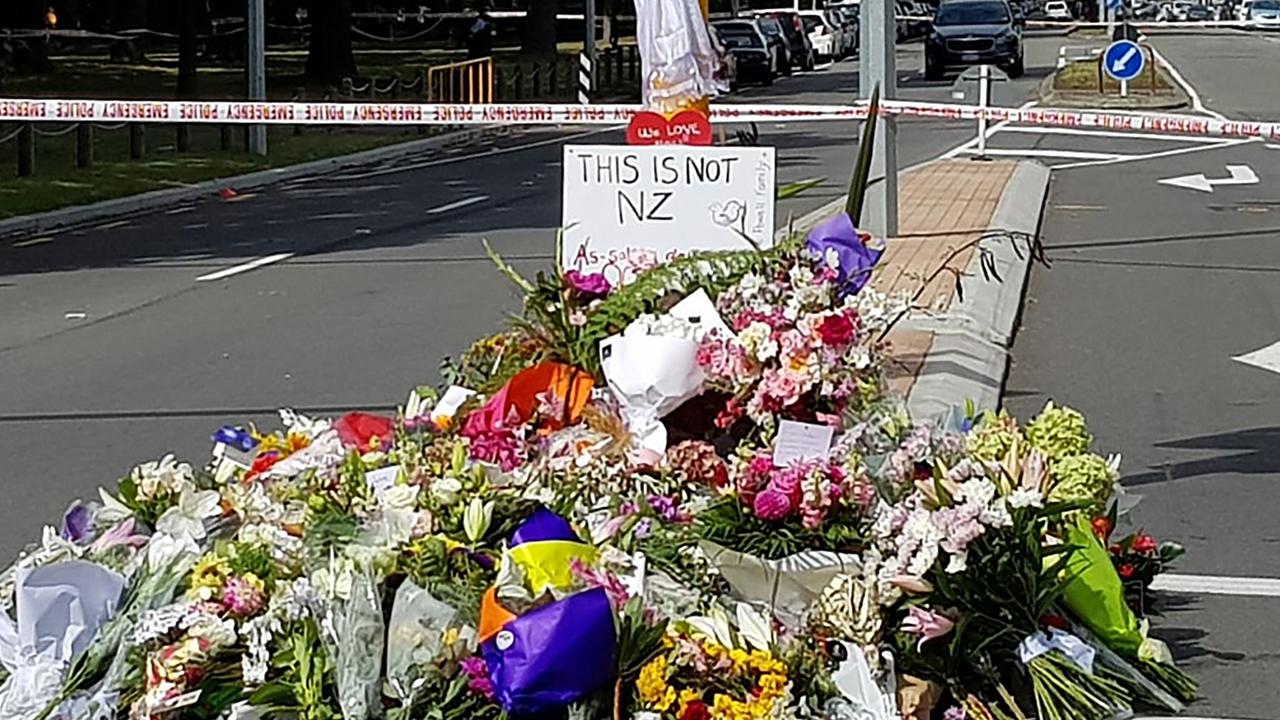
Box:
[1005,29,1280,720]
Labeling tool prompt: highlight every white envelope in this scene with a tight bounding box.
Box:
[669,288,735,340]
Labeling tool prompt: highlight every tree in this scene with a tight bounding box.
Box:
[305,0,358,83]
[521,0,558,56]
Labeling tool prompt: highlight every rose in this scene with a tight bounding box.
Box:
[679,699,711,720]
[1117,563,1136,579]
[1132,533,1158,554]
[564,270,612,299]
[817,312,857,347]
[1091,516,1113,540]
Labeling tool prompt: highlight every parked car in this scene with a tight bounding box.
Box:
[925,0,1024,79]
[757,10,816,70]
[753,14,795,75]
[1044,0,1073,19]
[836,5,861,54]
[712,20,776,85]
[798,10,841,61]
[1251,0,1280,26]
[895,0,914,39]
[908,1,934,35]
[1237,0,1255,20]
[825,8,858,56]
[1184,3,1216,18]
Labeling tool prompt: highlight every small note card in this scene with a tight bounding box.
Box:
[772,420,834,466]
[365,466,400,495]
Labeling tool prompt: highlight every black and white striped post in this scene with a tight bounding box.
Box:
[578,51,593,104]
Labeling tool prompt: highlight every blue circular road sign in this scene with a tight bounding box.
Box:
[1103,39,1145,82]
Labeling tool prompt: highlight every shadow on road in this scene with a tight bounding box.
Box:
[1122,426,1280,487]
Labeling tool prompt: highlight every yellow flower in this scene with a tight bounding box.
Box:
[679,689,702,708]
[729,648,751,672]
[442,627,461,647]
[638,656,676,711]
[188,552,230,598]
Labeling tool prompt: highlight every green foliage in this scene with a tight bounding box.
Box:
[847,85,881,225]
[695,497,867,560]
[398,536,496,628]
[250,619,337,720]
[571,247,786,378]
[616,597,669,681]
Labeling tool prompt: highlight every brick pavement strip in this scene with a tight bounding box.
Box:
[877,160,1021,399]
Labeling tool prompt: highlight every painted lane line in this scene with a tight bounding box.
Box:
[960,147,1129,160]
[941,99,1040,160]
[12,236,53,248]
[1148,44,1227,121]
[427,195,490,214]
[994,125,1229,144]
[1158,164,1258,193]
[1052,136,1257,171]
[1233,339,1280,375]
[195,252,295,282]
[338,127,616,181]
[1151,573,1280,597]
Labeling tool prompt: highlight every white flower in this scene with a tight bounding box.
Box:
[278,408,331,439]
[463,497,495,544]
[312,557,355,602]
[155,487,222,541]
[957,478,997,506]
[1008,488,1044,509]
[381,485,420,513]
[980,500,1013,528]
[430,476,463,506]
[146,532,200,574]
[131,454,195,500]
[97,487,134,523]
[736,603,774,651]
[945,552,968,574]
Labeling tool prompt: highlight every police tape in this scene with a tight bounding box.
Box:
[895,15,1269,27]
[2,97,1279,142]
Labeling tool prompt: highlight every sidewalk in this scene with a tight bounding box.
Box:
[843,159,1050,417]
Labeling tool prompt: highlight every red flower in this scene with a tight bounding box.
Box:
[1091,516,1113,540]
[334,412,394,450]
[1117,563,1136,579]
[818,313,857,347]
[1040,614,1069,630]
[243,451,281,483]
[1132,533,1158,554]
[680,699,711,720]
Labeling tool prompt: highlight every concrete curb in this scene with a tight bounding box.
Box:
[0,126,511,241]
[905,160,1050,421]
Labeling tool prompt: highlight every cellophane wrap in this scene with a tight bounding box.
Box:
[634,0,722,114]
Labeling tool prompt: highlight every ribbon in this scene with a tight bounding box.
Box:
[1017,627,1096,674]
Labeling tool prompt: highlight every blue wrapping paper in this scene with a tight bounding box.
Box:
[805,212,884,297]
[482,588,618,716]
[510,507,580,547]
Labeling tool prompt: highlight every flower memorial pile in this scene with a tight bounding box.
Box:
[0,218,1197,720]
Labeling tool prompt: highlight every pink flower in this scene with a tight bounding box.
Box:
[90,519,149,553]
[570,558,631,608]
[753,488,793,520]
[564,270,612,299]
[460,655,496,699]
[944,706,967,720]
[901,607,955,651]
[468,429,525,471]
[221,575,265,617]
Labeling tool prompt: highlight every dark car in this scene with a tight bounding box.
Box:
[753,15,795,75]
[713,21,776,85]
[1184,3,1215,18]
[758,10,816,71]
[924,0,1024,79]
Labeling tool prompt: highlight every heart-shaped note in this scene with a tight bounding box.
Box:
[626,110,713,146]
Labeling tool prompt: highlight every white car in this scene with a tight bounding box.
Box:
[798,10,840,61]
[1251,0,1280,26]
[1237,0,1254,20]
[1044,0,1073,19]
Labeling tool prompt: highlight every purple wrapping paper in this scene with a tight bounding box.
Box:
[482,588,618,716]
[806,212,884,297]
[509,507,580,548]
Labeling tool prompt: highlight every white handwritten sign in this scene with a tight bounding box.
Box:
[561,144,776,287]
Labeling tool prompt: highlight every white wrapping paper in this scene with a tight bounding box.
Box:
[699,540,862,624]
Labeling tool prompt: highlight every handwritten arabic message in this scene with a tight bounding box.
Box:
[561,144,776,287]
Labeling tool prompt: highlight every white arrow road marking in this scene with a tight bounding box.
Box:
[1233,339,1280,374]
[1158,164,1259,193]
[1111,45,1139,73]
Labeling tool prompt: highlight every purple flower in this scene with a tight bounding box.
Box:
[221,575,266,617]
[944,707,968,720]
[753,488,793,521]
[564,270,612,299]
[62,502,94,544]
[460,655,496,699]
[806,213,883,298]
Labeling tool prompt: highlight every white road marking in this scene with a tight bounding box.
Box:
[195,252,295,282]
[1151,573,1280,597]
[1233,339,1280,375]
[940,99,1040,159]
[12,236,53,248]
[337,127,615,181]
[960,147,1129,160]
[994,125,1228,144]
[1052,137,1257,171]
[1148,44,1227,120]
[165,206,195,215]
[1158,164,1258,193]
[427,195,490,214]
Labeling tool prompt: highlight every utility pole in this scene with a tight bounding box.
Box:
[247,0,267,156]
[860,0,899,236]
[584,0,597,98]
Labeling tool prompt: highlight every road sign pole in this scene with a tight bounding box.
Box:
[584,0,597,100]
[976,64,990,159]
[247,0,267,156]
[1120,78,1128,97]
[860,0,899,237]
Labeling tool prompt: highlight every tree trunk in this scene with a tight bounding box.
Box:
[177,0,199,99]
[521,0,559,56]
[305,0,358,84]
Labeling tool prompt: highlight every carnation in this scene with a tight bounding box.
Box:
[1024,401,1092,461]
